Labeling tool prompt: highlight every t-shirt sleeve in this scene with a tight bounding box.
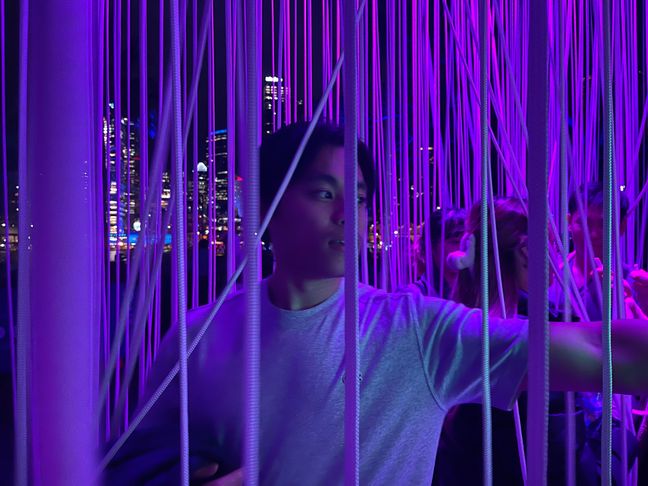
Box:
[411,295,528,411]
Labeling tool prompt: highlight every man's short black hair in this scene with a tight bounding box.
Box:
[259,122,376,209]
[568,182,630,220]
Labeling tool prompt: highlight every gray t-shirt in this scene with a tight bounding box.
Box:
[132,280,528,485]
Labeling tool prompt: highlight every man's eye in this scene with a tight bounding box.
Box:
[315,190,333,199]
[358,196,367,205]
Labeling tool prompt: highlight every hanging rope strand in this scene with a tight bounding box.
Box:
[601,0,614,482]
[342,0,360,482]
[526,0,550,483]
[478,1,494,485]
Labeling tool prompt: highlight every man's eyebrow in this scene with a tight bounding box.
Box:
[303,172,367,192]
[303,172,339,187]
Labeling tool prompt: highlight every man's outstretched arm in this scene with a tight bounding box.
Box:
[547,319,648,394]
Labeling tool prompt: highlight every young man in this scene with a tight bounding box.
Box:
[108,123,648,484]
[557,182,648,320]
[548,183,648,483]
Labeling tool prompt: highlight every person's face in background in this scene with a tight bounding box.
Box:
[569,205,627,262]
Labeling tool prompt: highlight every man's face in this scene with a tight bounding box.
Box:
[268,145,369,279]
[569,206,604,259]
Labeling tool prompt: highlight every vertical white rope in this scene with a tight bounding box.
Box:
[601,0,614,484]
[343,0,360,484]
[485,169,527,485]
[243,0,261,483]
[169,0,190,483]
[478,1,493,484]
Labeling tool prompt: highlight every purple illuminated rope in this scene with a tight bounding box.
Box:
[207,4,215,300]
[285,0,293,124]
[154,0,164,362]
[399,0,410,285]
[191,0,199,309]
[243,0,261,483]
[277,0,285,128]
[302,0,307,120]
[114,0,123,430]
[384,0,396,284]
[423,2,434,297]
[139,0,150,396]
[335,0,341,123]
[169,0,191,481]
[342,0,360,483]
[0,0,16,412]
[125,0,133,428]
[15,0,29,482]
[225,0,236,283]
[527,0,550,483]
[292,0,297,120]
[102,0,111,434]
[306,0,312,118]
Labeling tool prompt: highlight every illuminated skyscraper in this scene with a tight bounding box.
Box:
[263,76,285,135]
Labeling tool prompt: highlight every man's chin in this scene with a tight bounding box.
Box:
[312,265,345,280]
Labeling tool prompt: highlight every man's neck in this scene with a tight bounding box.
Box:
[267,270,342,310]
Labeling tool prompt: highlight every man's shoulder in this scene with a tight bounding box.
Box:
[187,288,246,331]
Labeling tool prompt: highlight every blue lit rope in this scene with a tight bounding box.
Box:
[601,1,614,484]
[478,1,493,485]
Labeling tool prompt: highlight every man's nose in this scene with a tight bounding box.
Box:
[332,199,345,225]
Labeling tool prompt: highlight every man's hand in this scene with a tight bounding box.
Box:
[591,261,647,319]
[192,463,243,486]
[629,267,648,317]
[203,468,243,486]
